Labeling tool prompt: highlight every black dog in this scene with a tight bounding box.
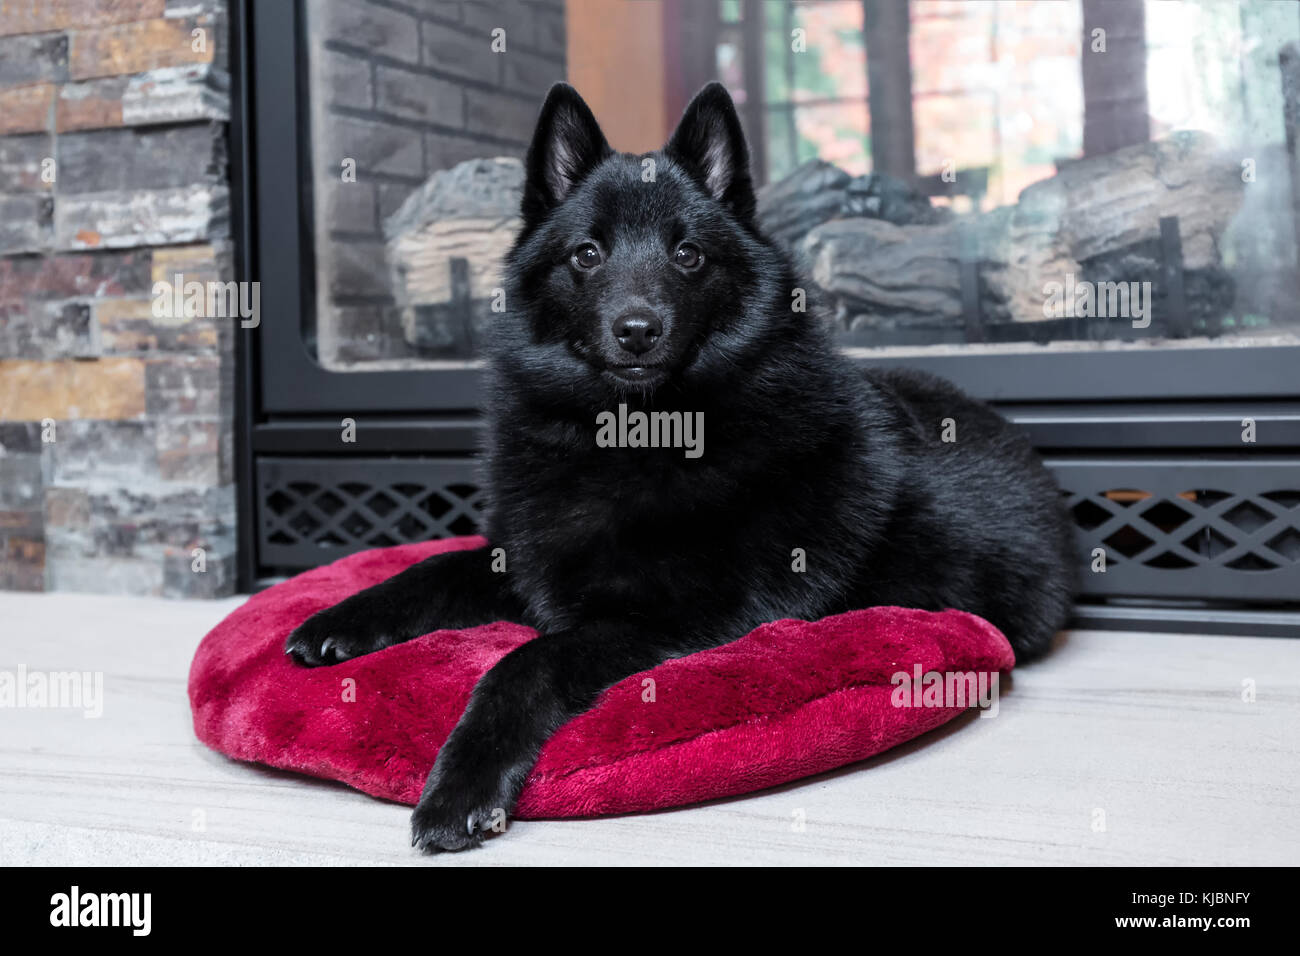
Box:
[286,82,1077,852]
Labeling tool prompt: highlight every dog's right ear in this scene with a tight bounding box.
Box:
[521,83,612,225]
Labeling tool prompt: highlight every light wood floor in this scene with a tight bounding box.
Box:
[1,591,1296,866]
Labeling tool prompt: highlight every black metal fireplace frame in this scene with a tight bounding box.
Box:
[231,0,1300,635]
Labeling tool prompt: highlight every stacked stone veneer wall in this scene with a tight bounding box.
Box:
[0,0,235,596]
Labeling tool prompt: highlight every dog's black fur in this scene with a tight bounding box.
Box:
[285,82,1077,852]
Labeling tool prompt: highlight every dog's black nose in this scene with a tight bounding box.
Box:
[611,311,662,357]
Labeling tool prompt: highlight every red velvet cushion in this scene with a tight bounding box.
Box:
[188,536,1014,817]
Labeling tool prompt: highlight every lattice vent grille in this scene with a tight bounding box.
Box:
[256,456,1300,602]
[256,458,484,568]
[1050,459,1300,602]
[1068,488,1300,571]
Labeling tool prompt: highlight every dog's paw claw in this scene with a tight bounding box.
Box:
[410,798,503,854]
[284,612,381,667]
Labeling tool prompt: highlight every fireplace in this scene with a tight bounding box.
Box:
[231,0,1300,634]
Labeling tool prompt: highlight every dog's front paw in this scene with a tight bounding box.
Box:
[410,761,514,854]
[410,796,500,854]
[284,604,391,666]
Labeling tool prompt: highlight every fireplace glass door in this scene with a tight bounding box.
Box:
[301,0,1300,374]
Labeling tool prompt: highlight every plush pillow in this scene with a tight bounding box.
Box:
[188,536,1014,817]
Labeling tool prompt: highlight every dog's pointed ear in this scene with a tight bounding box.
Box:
[521,83,612,225]
[665,83,755,220]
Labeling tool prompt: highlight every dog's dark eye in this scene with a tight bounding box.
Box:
[674,243,703,270]
[573,243,603,269]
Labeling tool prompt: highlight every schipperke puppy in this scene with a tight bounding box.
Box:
[286,82,1077,852]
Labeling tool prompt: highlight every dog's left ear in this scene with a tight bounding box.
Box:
[665,83,755,220]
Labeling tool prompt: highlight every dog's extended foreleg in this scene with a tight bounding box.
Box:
[410,621,702,852]
[285,546,523,666]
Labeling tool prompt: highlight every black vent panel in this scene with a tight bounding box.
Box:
[1049,459,1300,602]
[256,457,485,569]
[257,455,1300,603]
